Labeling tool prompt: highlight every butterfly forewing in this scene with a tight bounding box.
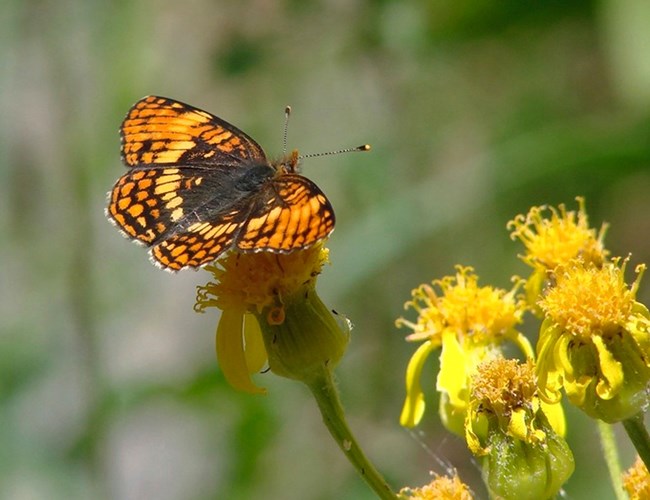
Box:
[121,96,267,167]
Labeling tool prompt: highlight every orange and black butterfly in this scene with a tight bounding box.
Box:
[106,96,367,271]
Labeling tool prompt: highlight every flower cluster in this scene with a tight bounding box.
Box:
[188,195,650,500]
[397,198,650,499]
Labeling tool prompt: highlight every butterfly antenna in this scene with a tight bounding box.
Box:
[298,144,371,160]
[282,105,291,156]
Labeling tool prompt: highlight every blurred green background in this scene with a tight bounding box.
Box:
[2,1,650,499]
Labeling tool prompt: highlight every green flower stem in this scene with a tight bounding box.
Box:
[597,420,626,500]
[622,413,650,472]
[305,366,399,500]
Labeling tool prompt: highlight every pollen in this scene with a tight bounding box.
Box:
[623,456,650,500]
[508,197,608,271]
[471,358,537,416]
[539,259,641,340]
[396,266,525,345]
[399,473,473,500]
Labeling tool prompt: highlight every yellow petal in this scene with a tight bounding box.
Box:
[508,408,529,442]
[243,314,268,374]
[216,309,266,395]
[593,334,623,400]
[437,330,468,409]
[400,340,436,427]
[541,400,566,437]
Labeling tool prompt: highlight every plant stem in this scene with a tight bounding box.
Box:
[306,366,399,500]
[597,420,626,500]
[622,413,650,471]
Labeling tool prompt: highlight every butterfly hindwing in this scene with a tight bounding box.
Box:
[106,165,233,245]
[236,174,335,253]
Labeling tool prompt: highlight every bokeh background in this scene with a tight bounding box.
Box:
[3,1,650,499]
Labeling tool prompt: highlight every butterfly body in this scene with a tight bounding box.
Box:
[106,96,335,271]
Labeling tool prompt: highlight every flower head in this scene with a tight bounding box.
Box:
[396,266,531,430]
[467,358,574,500]
[508,197,608,308]
[537,258,650,422]
[623,456,650,500]
[399,472,474,500]
[195,243,349,392]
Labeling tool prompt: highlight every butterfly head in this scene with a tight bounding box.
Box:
[275,149,301,175]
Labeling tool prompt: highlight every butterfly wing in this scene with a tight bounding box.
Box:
[236,174,336,253]
[120,96,267,167]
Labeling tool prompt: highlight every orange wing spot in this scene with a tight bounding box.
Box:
[309,195,323,214]
[171,244,188,257]
[136,191,149,202]
[120,182,135,197]
[175,253,189,265]
[189,242,204,252]
[130,141,144,152]
[156,222,166,233]
[136,216,147,227]
[298,203,311,233]
[247,215,268,232]
[263,206,283,232]
[285,205,302,238]
[117,197,132,210]
[145,199,157,207]
[145,229,156,241]
[132,171,146,181]
[127,204,144,217]
[193,250,207,261]
[167,140,196,150]
[141,152,154,163]
[268,211,290,248]
[113,213,126,227]
[138,178,153,190]
[203,129,231,142]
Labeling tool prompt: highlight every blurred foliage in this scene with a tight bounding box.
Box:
[2,0,650,499]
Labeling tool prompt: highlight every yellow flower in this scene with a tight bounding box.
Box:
[537,258,650,422]
[508,197,608,308]
[195,242,348,393]
[467,358,574,500]
[623,456,650,500]
[396,266,532,431]
[399,472,474,500]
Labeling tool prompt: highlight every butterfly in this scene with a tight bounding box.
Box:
[106,96,367,271]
